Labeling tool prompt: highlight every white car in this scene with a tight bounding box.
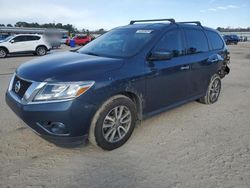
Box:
[61,35,69,44]
[0,34,51,58]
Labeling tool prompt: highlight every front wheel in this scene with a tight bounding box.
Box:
[36,46,47,56]
[89,95,137,150]
[0,48,7,58]
[199,74,221,104]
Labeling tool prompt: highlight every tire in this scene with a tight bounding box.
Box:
[36,46,47,56]
[0,48,7,58]
[89,95,137,150]
[199,74,221,104]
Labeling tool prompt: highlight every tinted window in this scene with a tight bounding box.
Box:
[154,29,184,57]
[76,36,87,39]
[26,36,40,41]
[185,29,209,54]
[13,36,26,42]
[206,31,224,50]
[231,35,239,39]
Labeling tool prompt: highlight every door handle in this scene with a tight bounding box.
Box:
[207,54,223,63]
[180,65,190,70]
[208,58,219,63]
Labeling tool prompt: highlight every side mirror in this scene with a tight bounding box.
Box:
[147,51,173,61]
[10,40,15,43]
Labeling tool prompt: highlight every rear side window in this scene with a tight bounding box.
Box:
[185,29,209,54]
[27,36,40,41]
[78,36,87,39]
[154,29,184,57]
[206,31,224,50]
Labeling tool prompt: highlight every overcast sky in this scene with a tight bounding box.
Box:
[0,0,249,30]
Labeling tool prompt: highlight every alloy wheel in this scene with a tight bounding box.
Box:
[209,78,221,103]
[0,49,6,58]
[102,105,132,143]
[37,47,46,56]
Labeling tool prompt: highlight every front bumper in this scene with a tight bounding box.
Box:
[5,91,97,147]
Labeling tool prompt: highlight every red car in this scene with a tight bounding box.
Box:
[66,35,92,46]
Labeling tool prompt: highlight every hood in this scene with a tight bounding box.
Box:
[16,52,124,82]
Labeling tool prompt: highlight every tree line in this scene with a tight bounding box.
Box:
[0,22,106,34]
[217,27,250,32]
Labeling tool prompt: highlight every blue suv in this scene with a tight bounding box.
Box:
[6,19,230,150]
[223,34,240,45]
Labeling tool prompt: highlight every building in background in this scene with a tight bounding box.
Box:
[0,26,67,34]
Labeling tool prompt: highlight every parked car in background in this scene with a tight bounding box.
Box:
[66,35,92,46]
[0,34,10,41]
[0,34,51,58]
[61,35,69,44]
[6,19,230,150]
[223,34,240,45]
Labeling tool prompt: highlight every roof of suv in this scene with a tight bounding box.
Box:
[120,23,212,31]
[117,19,215,32]
[13,34,43,37]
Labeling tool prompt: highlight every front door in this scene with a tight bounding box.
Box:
[8,36,27,53]
[145,29,190,114]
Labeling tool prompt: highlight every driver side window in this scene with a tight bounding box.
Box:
[154,29,184,57]
[12,36,26,43]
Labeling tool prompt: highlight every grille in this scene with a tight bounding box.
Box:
[11,76,32,99]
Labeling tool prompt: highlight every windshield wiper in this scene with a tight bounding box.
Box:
[70,47,81,52]
[84,52,100,56]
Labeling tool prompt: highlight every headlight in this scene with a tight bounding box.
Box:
[33,81,94,102]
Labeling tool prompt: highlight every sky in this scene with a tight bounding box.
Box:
[0,0,249,30]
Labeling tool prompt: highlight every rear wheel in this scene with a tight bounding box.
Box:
[36,46,47,56]
[89,95,137,150]
[0,48,7,58]
[199,74,221,104]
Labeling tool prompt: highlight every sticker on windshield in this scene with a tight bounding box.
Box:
[136,30,153,34]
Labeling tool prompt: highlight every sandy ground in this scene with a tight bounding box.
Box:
[0,44,250,188]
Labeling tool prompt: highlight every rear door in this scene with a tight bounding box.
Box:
[183,28,212,97]
[145,29,190,113]
[25,35,41,51]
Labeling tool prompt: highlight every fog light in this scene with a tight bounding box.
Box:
[37,121,69,136]
[51,122,67,134]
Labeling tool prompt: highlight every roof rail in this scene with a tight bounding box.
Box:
[130,19,175,25]
[177,21,202,26]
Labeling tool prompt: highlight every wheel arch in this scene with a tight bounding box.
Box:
[92,91,143,123]
[118,91,143,120]
[0,46,9,53]
[36,45,48,51]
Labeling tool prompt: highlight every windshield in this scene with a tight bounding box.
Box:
[78,28,155,58]
[232,35,239,39]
